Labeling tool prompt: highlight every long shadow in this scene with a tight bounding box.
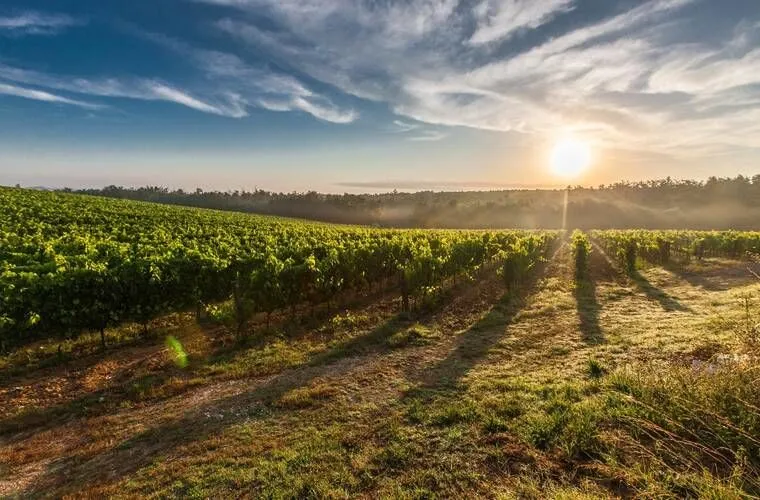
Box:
[588,239,692,314]
[0,372,172,437]
[631,270,693,312]
[0,306,407,441]
[0,283,399,392]
[574,242,616,345]
[12,311,411,497]
[0,289,410,438]
[663,261,754,292]
[575,276,602,344]
[413,255,552,391]
[10,272,503,496]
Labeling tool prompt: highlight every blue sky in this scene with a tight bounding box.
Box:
[0,0,759,192]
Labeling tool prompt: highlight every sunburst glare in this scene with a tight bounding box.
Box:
[550,137,592,179]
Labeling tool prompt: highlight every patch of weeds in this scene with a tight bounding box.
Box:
[204,338,307,378]
[586,358,607,378]
[520,400,605,459]
[276,383,340,409]
[478,392,529,422]
[470,309,509,331]
[431,399,479,427]
[328,311,370,332]
[497,399,526,419]
[377,440,415,470]
[522,410,564,451]
[516,381,608,459]
[550,345,572,356]
[168,479,204,498]
[387,324,440,348]
[483,413,510,434]
[405,398,428,425]
[555,399,606,458]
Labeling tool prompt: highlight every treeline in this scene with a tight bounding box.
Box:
[65,175,760,229]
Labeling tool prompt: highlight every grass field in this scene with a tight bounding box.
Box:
[2,241,760,498]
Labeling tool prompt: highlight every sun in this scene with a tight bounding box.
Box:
[550,137,591,178]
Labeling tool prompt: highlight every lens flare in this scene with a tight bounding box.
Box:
[165,335,188,368]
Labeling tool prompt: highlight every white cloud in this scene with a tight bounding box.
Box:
[390,118,445,141]
[289,96,357,123]
[3,0,758,157]
[649,48,760,95]
[408,130,447,141]
[149,83,248,117]
[469,0,574,45]
[257,95,356,123]
[391,120,419,133]
[0,63,250,118]
[186,49,357,123]
[202,0,760,158]
[0,12,81,35]
[0,82,102,109]
[132,32,357,123]
[0,20,358,122]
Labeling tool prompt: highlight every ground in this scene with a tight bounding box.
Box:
[1,243,758,498]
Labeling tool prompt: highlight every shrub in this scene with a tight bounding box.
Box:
[571,230,591,279]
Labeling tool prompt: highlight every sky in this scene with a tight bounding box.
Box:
[0,0,759,192]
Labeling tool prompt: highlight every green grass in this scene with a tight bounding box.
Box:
[3,250,760,498]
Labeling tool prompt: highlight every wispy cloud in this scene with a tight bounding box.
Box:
[133,31,358,123]
[408,130,447,142]
[468,0,574,45]
[3,0,758,157]
[0,11,82,36]
[0,82,102,109]
[258,95,357,123]
[0,63,248,117]
[200,0,760,158]
[391,120,419,133]
[149,83,247,117]
[390,119,445,141]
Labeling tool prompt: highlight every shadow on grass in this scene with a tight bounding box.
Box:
[663,261,754,292]
[631,270,693,313]
[574,277,603,344]
[10,310,411,497]
[0,306,405,438]
[0,289,408,439]
[0,284,399,389]
[9,272,503,496]
[414,256,552,391]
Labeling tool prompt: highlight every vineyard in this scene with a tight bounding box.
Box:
[0,187,556,350]
[591,229,760,270]
[2,187,760,498]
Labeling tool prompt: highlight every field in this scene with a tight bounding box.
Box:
[2,188,760,498]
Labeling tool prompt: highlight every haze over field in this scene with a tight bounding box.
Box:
[76,176,760,230]
[1,0,759,192]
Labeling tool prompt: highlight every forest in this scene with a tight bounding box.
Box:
[68,175,760,229]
